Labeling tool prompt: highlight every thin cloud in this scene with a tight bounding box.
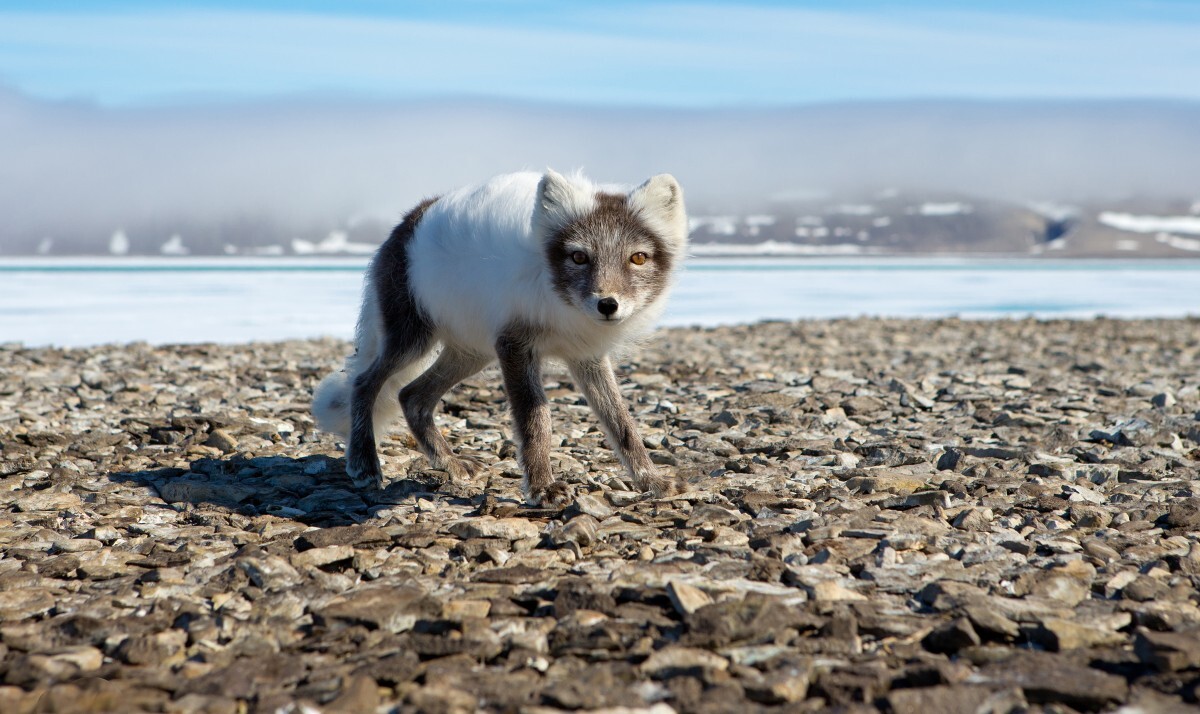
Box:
[0,4,1198,105]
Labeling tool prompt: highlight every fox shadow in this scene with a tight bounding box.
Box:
[106,452,482,528]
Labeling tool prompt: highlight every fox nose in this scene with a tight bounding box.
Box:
[597,297,619,317]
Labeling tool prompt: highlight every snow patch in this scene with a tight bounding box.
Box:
[160,235,189,256]
[832,204,875,216]
[872,216,892,228]
[1099,212,1200,235]
[1155,232,1200,252]
[291,230,377,255]
[690,240,866,256]
[1114,239,1140,252]
[36,238,53,255]
[912,202,973,216]
[1028,202,1079,221]
[109,230,130,256]
[744,215,775,237]
[689,216,738,236]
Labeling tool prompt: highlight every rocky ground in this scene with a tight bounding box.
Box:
[2,318,1200,713]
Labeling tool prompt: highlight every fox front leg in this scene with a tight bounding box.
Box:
[569,356,685,498]
[495,326,573,507]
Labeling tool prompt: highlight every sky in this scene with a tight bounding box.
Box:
[1,1,1199,107]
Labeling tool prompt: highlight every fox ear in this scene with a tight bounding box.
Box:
[535,169,592,234]
[629,174,687,244]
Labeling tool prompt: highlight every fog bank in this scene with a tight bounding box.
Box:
[2,89,1198,251]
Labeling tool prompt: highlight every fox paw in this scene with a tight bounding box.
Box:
[644,474,687,499]
[346,457,384,490]
[443,455,486,483]
[526,481,573,509]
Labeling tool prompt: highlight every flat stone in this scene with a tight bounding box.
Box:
[572,493,615,520]
[667,580,713,616]
[312,585,435,633]
[888,686,1000,714]
[442,599,492,620]
[976,651,1128,710]
[1031,574,1089,606]
[236,554,302,592]
[745,661,812,704]
[15,491,82,512]
[1034,618,1126,651]
[809,579,868,602]
[290,544,354,569]
[640,646,728,677]
[1134,627,1200,672]
[447,516,541,541]
[204,429,239,453]
[294,524,391,550]
[114,630,188,666]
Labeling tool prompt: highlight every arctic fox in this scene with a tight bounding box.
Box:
[312,170,688,506]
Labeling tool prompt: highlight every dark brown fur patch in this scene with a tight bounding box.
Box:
[373,197,439,328]
[544,192,673,303]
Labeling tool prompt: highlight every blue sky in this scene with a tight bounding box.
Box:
[1,1,1199,107]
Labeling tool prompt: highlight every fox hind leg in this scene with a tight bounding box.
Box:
[400,345,491,482]
[347,321,435,489]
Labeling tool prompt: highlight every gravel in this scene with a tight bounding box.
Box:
[1,317,1199,712]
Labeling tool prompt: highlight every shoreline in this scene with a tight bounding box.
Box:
[2,318,1199,712]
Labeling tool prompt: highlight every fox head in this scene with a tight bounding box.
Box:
[534,169,688,324]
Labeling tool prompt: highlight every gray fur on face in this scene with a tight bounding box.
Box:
[544,192,675,321]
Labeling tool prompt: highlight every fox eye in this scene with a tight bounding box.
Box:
[630,252,648,266]
[571,251,589,265]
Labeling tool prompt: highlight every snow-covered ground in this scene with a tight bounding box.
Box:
[913,202,973,216]
[690,241,868,256]
[1,257,1198,347]
[1099,212,1200,235]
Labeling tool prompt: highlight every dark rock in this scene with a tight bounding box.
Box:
[1135,628,1200,672]
[684,595,821,648]
[922,617,981,654]
[976,651,1128,710]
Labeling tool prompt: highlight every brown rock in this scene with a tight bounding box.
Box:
[888,685,1003,714]
[977,651,1128,710]
[312,585,436,633]
[1134,627,1200,672]
[667,581,713,616]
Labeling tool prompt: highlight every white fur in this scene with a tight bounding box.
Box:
[407,170,686,361]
